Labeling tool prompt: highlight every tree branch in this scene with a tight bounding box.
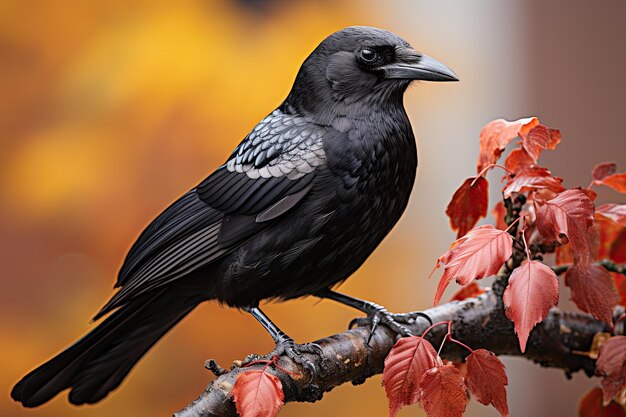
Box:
[174,287,623,417]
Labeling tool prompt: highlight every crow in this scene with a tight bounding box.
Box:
[12,26,457,407]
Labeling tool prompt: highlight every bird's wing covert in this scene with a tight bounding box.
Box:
[197,110,327,215]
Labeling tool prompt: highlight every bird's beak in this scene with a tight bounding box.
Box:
[381,48,459,82]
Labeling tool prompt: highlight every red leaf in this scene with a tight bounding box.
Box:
[596,336,626,405]
[536,189,595,266]
[419,365,468,417]
[612,272,626,307]
[578,387,626,417]
[611,230,626,263]
[477,117,539,174]
[565,264,618,325]
[555,243,574,266]
[446,177,489,238]
[595,213,626,260]
[432,225,513,305]
[449,360,468,376]
[592,162,618,182]
[597,204,626,227]
[465,349,509,417]
[492,201,508,231]
[504,148,535,174]
[503,260,559,352]
[555,212,624,265]
[450,282,486,302]
[232,370,284,417]
[583,187,599,202]
[521,124,561,161]
[502,167,565,198]
[596,172,626,194]
[383,336,439,417]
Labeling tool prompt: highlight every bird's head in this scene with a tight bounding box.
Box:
[285,26,458,123]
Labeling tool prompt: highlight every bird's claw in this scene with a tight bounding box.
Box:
[277,340,321,378]
[349,310,433,345]
[243,338,322,380]
[390,311,433,326]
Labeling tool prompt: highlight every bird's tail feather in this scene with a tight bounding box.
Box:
[11,288,201,407]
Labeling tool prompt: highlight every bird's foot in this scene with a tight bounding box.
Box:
[241,337,323,379]
[316,290,431,345]
[270,337,323,377]
[349,306,433,344]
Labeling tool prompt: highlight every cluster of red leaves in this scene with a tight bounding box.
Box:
[425,116,626,416]
[441,117,626,344]
[383,322,509,417]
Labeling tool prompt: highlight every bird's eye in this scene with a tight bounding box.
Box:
[360,49,377,62]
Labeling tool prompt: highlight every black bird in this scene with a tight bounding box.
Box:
[12,26,457,407]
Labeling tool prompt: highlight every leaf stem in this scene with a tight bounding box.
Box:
[420,320,452,339]
[504,215,524,233]
[520,217,532,261]
[473,163,514,185]
[447,335,475,354]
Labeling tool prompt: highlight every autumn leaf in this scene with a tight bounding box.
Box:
[465,349,509,417]
[492,201,508,231]
[595,213,626,260]
[611,230,626,263]
[536,189,595,266]
[565,264,618,325]
[613,272,626,307]
[555,212,624,265]
[583,187,599,202]
[477,117,538,174]
[592,162,618,182]
[504,148,535,174]
[554,242,574,266]
[432,225,513,305]
[450,282,486,302]
[232,370,284,417]
[446,177,489,238]
[578,387,626,417]
[502,167,565,198]
[521,124,561,161]
[595,172,626,194]
[597,204,626,227]
[383,336,439,417]
[449,360,468,376]
[419,365,468,417]
[503,260,559,352]
[596,336,626,405]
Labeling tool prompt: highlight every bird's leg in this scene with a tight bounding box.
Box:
[316,290,432,343]
[243,306,322,376]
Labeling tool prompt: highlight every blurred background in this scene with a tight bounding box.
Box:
[1,1,625,416]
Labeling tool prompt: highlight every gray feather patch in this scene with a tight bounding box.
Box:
[227,110,327,179]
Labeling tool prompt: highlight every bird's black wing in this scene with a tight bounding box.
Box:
[96,110,328,319]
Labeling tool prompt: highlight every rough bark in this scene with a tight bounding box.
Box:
[175,284,623,417]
